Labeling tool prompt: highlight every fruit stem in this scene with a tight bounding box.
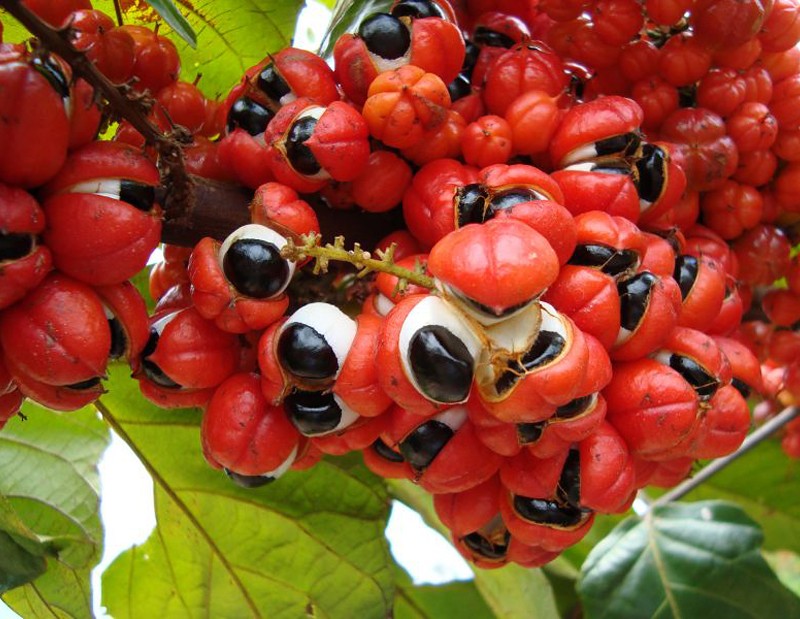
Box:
[282,233,435,290]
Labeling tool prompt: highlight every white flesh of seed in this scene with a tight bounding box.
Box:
[440,280,536,327]
[373,293,395,316]
[65,179,125,199]
[563,161,600,173]
[150,310,179,336]
[482,302,542,355]
[652,350,673,367]
[218,224,296,293]
[560,143,601,167]
[398,295,483,403]
[281,302,358,379]
[431,406,468,432]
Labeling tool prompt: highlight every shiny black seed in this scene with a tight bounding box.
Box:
[285,389,342,435]
[391,0,446,19]
[457,294,532,319]
[634,144,667,205]
[569,245,639,277]
[372,439,405,463]
[490,188,542,210]
[399,419,454,469]
[517,421,545,444]
[107,318,127,360]
[277,323,338,381]
[555,395,594,420]
[496,330,566,394]
[31,55,70,99]
[409,325,474,402]
[462,530,510,560]
[141,329,181,389]
[0,233,34,261]
[618,272,657,332]
[256,63,291,104]
[448,73,472,102]
[456,183,492,226]
[119,180,156,212]
[731,377,751,399]
[65,376,102,390]
[359,13,411,60]
[593,132,641,158]
[286,116,321,176]
[224,468,276,488]
[557,449,581,508]
[669,354,719,401]
[473,26,516,48]
[226,96,274,136]
[222,238,289,299]
[674,255,698,300]
[513,495,585,527]
[462,41,480,76]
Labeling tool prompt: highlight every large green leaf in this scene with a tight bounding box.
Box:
[99,365,394,618]
[578,500,800,619]
[388,479,559,619]
[144,0,197,47]
[0,403,109,619]
[394,567,494,619]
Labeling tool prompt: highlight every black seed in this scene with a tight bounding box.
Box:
[285,389,343,435]
[513,495,586,527]
[277,323,339,381]
[569,244,639,277]
[517,421,545,444]
[359,13,411,60]
[141,329,181,389]
[496,330,566,394]
[448,73,472,102]
[618,272,657,332]
[226,96,274,136]
[286,115,321,176]
[473,26,516,48]
[224,469,276,488]
[669,354,719,401]
[398,419,454,469]
[490,188,542,210]
[391,0,446,19]
[0,233,34,261]
[107,318,127,360]
[462,41,480,76]
[65,376,102,390]
[372,438,405,463]
[119,180,155,212]
[731,377,751,399]
[557,449,581,508]
[222,238,290,299]
[31,55,70,99]
[256,63,291,104]
[462,530,510,560]
[674,255,698,300]
[456,183,492,226]
[409,325,474,403]
[555,395,594,420]
[593,132,641,158]
[634,144,667,205]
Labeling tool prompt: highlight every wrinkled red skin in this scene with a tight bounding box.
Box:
[482,42,569,116]
[144,307,240,390]
[0,50,70,187]
[20,0,93,27]
[216,129,274,190]
[479,163,565,202]
[683,223,738,277]
[638,145,688,226]
[312,412,390,456]
[362,437,414,480]
[689,385,751,459]
[95,281,150,373]
[0,388,23,428]
[428,219,559,314]
[0,185,52,309]
[153,282,193,316]
[705,282,745,337]
[386,405,503,493]
[552,167,641,222]
[677,255,727,332]
[257,317,290,406]
[479,311,592,423]
[69,79,102,150]
[334,314,393,417]
[611,272,683,362]
[714,336,764,397]
[530,393,609,459]
[375,254,431,304]
[201,372,300,476]
[375,230,423,262]
[435,474,503,536]
[492,200,577,266]
[639,232,679,277]
[604,358,700,460]
[657,326,733,390]
[4,355,101,411]
[136,378,212,409]
[549,96,643,168]
[247,47,339,110]
[544,266,620,350]
[0,273,110,386]
[733,224,791,286]
[182,138,235,183]
[578,421,636,513]
[573,211,648,275]
[403,159,479,249]
[251,182,321,241]
[762,289,800,327]
[188,237,290,334]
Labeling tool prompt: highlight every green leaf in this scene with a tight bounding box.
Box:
[394,567,493,619]
[765,550,800,598]
[388,479,560,619]
[578,500,800,619]
[0,532,46,595]
[99,365,394,618]
[677,440,800,554]
[0,403,109,618]
[143,0,197,47]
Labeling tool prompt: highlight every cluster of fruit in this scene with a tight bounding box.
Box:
[0,0,799,568]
